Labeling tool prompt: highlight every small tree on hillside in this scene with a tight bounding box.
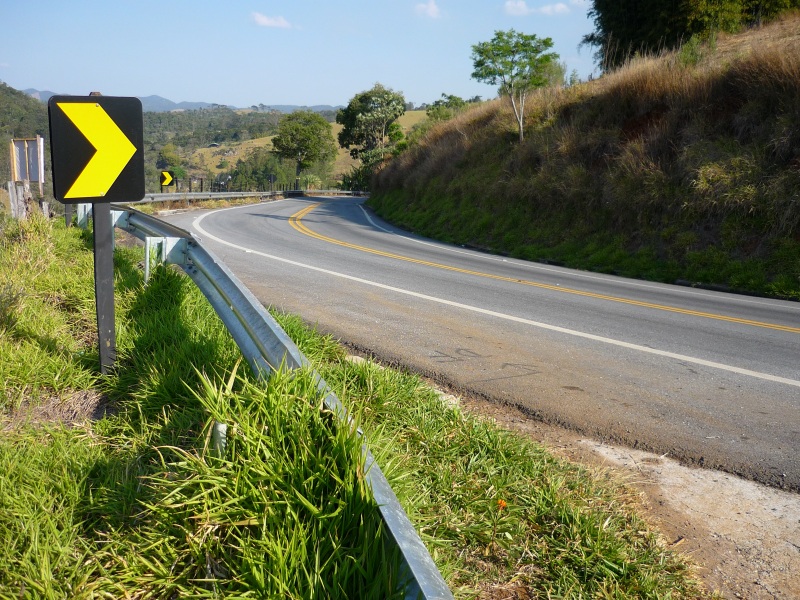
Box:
[426,93,468,122]
[336,83,406,166]
[271,110,337,185]
[471,29,558,142]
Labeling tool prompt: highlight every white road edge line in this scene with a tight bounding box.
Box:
[193,209,800,389]
[357,204,800,312]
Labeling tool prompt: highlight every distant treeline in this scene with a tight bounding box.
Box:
[143,108,281,152]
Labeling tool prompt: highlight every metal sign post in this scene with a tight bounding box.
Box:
[48,94,144,374]
[92,202,116,371]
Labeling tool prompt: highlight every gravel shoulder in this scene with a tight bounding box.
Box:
[457,395,800,600]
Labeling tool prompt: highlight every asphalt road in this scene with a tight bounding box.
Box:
[163,196,800,491]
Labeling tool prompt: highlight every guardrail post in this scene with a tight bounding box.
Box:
[144,237,162,283]
[77,203,91,229]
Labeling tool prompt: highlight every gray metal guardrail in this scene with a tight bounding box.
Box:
[110,204,453,600]
[125,190,364,205]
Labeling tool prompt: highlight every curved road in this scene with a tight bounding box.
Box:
[164,196,800,491]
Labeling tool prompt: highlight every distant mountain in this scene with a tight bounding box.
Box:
[263,105,343,113]
[21,88,340,114]
[23,88,58,103]
[138,95,219,112]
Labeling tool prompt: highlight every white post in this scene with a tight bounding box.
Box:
[37,135,45,197]
[6,182,17,219]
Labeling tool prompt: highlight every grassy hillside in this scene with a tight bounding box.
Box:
[186,110,428,186]
[370,14,800,299]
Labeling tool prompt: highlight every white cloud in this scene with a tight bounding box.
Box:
[252,12,291,28]
[415,0,441,18]
[504,0,530,15]
[504,1,571,16]
[541,3,570,15]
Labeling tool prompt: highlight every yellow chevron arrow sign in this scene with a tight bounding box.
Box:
[58,102,136,198]
[160,170,174,186]
[48,95,144,204]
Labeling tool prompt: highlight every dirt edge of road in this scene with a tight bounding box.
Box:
[453,394,800,600]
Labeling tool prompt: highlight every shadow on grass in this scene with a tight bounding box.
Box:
[80,258,237,533]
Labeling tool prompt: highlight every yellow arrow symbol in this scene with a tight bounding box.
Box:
[57,102,137,199]
[161,171,173,186]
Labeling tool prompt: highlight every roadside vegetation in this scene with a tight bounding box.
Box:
[370,13,800,299]
[0,213,711,597]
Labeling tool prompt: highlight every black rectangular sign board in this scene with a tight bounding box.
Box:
[48,95,144,204]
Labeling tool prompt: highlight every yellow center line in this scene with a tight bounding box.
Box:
[289,203,800,335]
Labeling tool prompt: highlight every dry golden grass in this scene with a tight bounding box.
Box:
[397,110,428,130]
[712,9,800,63]
[191,136,274,176]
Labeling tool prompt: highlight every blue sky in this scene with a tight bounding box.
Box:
[2,0,597,108]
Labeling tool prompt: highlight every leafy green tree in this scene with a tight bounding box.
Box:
[157,143,181,169]
[743,0,800,24]
[426,94,467,122]
[271,110,337,183]
[544,61,569,87]
[230,147,294,191]
[471,30,558,142]
[583,0,800,70]
[336,83,406,166]
[155,143,186,182]
[582,0,683,69]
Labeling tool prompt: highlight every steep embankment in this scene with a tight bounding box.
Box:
[370,14,800,299]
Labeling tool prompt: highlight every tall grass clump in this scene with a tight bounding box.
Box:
[70,364,404,599]
[0,220,404,598]
[370,14,800,298]
[0,214,99,409]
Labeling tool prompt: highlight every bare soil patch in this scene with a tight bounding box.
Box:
[2,390,113,430]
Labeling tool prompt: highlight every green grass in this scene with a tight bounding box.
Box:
[326,359,705,598]
[0,215,99,409]
[0,214,710,598]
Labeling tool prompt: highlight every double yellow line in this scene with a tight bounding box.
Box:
[289,203,800,335]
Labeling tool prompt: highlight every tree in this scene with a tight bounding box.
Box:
[336,83,406,166]
[230,147,295,191]
[471,30,558,142]
[582,0,800,70]
[426,93,467,122]
[156,142,187,180]
[271,110,337,183]
[544,61,568,87]
[156,143,181,170]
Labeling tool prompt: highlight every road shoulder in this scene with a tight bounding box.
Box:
[456,395,800,600]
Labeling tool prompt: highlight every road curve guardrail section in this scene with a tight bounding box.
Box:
[110,204,453,600]
[125,190,364,204]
